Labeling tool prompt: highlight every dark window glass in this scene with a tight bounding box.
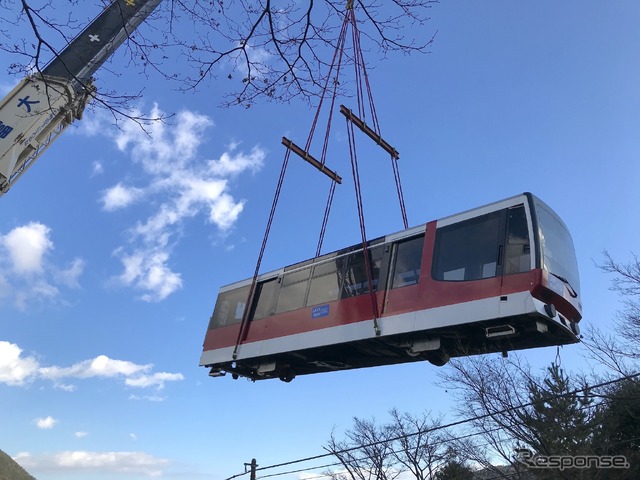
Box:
[209,285,250,329]
[433,211,501,281]
[252,278,279,320]
[281,268,311,286]
[391,235,424,288]
[275,268,311,314]
[535,201,580,295]
[307,259,341,307]
[341,246,384,298]
[504,205,531,275]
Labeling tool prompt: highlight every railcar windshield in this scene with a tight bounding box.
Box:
[534,199,580,296]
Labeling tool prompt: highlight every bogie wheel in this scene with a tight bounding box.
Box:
[279,372,296,383]
[427,351,450,367]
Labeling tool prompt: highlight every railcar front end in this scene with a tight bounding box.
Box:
[200,193,581,381]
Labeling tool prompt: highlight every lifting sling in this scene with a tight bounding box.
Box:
[232,1,409,359]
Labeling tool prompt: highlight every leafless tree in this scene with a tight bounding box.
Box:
[440,356,598,480]
[1,0,437,113]
[387,408,449,480]
[327,416,400,480]
[439,356,535,479]
[583,251,640,375]
[325,409,450,480]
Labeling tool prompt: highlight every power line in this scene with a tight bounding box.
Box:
[257,461,340,480]
[257,430,640,480]
[255,424,565,480]
[258,429,640,480]
[224,371,640,480]
[254,428,503,480]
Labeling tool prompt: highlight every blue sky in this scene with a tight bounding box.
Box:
[1,1,639,479]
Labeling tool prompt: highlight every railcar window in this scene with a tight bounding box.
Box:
[252,278,279,320]
[432,211,501,281]
[341,246,384,298]
[391,235,424,288]
[275,268,312,314]
[535,202,581,294]
[307,259,342,307]
[504,205,531,275]
[209,285,250,328]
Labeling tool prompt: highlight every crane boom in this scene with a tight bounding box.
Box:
[0,0,162,197]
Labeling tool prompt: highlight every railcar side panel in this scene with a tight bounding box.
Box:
[200,193,582,381]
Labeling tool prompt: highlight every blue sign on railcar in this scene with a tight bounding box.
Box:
[312,305,330,319]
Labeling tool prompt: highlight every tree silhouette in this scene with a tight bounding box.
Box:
[585,252,640,374]
[592,378,640,480]
[1,1,437,111]
[325,409,449,480]
[441,357,598,480]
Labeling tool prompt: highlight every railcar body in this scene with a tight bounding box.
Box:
[200,193,582,381]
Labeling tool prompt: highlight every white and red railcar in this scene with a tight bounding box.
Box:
[200,193,582,381]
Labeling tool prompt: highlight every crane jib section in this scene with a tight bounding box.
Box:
[0,76,93,195]
[0,0,163,196]
[43,0,163,86]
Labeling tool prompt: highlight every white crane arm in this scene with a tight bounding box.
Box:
[0,75,93,196]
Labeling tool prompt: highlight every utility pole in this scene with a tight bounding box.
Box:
[244,458,257,480]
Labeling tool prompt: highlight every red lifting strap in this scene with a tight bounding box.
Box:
[232,3,411,357]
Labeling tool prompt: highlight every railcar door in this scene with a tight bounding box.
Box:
[382,233,426,315]
[501,205,532,279]
[497,204,535,322]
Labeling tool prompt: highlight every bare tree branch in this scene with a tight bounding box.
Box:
[584,251,640,375]
[1,0,438,113]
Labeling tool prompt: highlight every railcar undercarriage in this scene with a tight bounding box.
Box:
[206,312,580,382]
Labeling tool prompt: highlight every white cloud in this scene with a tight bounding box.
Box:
[233,43,273,79]
[72,107,112,137]
[41,353,183,389]
[0,341,183,391]
[116,250,182,302]
[91,160,104,176]
[54,258,85,289]
[101,183,144,211]
[40,354,151,381]
[34,416,58,429]
[125,372,185,389]
[1,222,52,274]
[209,146,264,177]
[0,341,39,386]
[101,104,265,301]
[75,432,88,438]
[208,193,245,230]
[54,383,76,392]
[14,451,170,477]
[0,223,85,309]
[114,107,213,171]
[128,394,166,402]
